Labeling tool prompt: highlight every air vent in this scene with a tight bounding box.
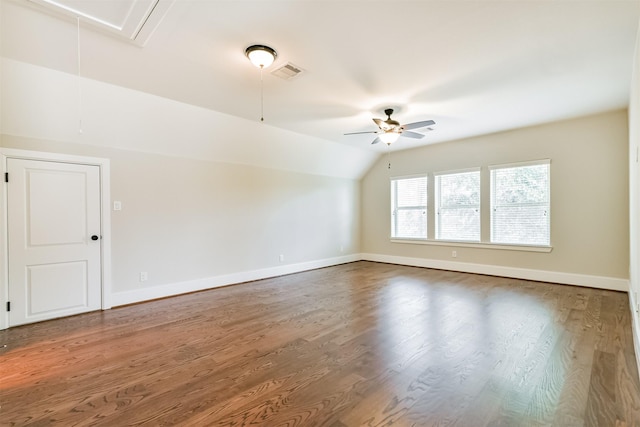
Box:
[272,62,304,80]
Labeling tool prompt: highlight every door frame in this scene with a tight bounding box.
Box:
[0,148,112,330]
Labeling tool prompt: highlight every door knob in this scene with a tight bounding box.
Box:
[91,235,99,241]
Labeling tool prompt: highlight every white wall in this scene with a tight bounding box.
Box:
[361,110,629,290]
[628,20,640,380]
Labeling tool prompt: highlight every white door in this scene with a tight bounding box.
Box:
[7,158,102,326]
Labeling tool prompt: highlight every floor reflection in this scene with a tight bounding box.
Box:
[374,271,560,406]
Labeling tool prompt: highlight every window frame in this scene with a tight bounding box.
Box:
[433,167,481,242]
[489,159,551,246]
[387,161,553,253]
[390,174,429,240]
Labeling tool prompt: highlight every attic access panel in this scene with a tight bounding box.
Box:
[27,0,174,45]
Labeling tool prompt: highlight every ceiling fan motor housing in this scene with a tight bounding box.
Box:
[384,109,400,128]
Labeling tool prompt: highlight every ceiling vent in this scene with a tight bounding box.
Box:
[272,62,304,81]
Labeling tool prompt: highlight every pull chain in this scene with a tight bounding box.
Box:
[77,17,83,134]
[260,65,264,122]
[387,144,391,170]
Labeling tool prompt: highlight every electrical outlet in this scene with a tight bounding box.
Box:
[113,201,122,211]
[279,254,284,262]
[139,272,148,282]
[452,250,457,258]
[340,245,344,253]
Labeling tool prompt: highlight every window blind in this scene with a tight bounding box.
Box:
[490,161,550,245]
[435,170,480,241]
[391,176,427,239]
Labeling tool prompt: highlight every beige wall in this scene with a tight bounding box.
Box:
[0,135,360,294]
[362,110,629,280]
[0,51,365,318]
[628,20,640,376]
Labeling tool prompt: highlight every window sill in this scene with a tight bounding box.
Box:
[390,238,553,253]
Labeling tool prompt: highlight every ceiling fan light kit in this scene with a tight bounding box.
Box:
[245,44,277,69]
[379,131,400,145]
[344,108,436,146]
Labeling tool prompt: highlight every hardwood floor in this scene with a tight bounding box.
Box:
[1,261,639,426]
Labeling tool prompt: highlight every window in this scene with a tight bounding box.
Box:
[435,170,480,241]
[490,161,550,245]
[391,176,428,239]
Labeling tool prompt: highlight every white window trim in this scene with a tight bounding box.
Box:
[389,161,553,252]
[490,159,550,246]
[391,238,552,253]
[390,173,430,180]
[488,158,550,171]
[433,167,481,178]
[390,174,429,239]
[434,168,481,242]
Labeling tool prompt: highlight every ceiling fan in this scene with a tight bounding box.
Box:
[344,108,435,145]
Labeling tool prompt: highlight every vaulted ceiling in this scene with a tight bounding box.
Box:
[2,0,639,174]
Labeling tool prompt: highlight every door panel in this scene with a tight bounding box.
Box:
[28,170,88,246]
[27,261,88,315]
[7,159,102,326]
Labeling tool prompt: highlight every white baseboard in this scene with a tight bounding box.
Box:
[630,290,640,384]
[111,254,360,307]
[112,252,630,308]
[360,253,629,292]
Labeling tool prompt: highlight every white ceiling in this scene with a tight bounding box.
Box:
[3,0,640,154]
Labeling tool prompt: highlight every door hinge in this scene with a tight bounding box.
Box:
[6,301,10,312]
[4,173,7,183]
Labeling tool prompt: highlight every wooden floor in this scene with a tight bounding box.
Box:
[2,261,640,426]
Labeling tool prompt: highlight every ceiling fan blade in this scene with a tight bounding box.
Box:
[371,137,381,145]
[373,118,392,131]
[402,130,425,139]
[402,120,436,130]
[344,130,378,135]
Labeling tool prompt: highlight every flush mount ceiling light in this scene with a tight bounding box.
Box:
[245,45,277,69]
[245,44,278,122]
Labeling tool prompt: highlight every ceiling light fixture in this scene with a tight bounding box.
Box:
[245,45,277,69]
[245,44,277,122]
[379,131,400,145]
